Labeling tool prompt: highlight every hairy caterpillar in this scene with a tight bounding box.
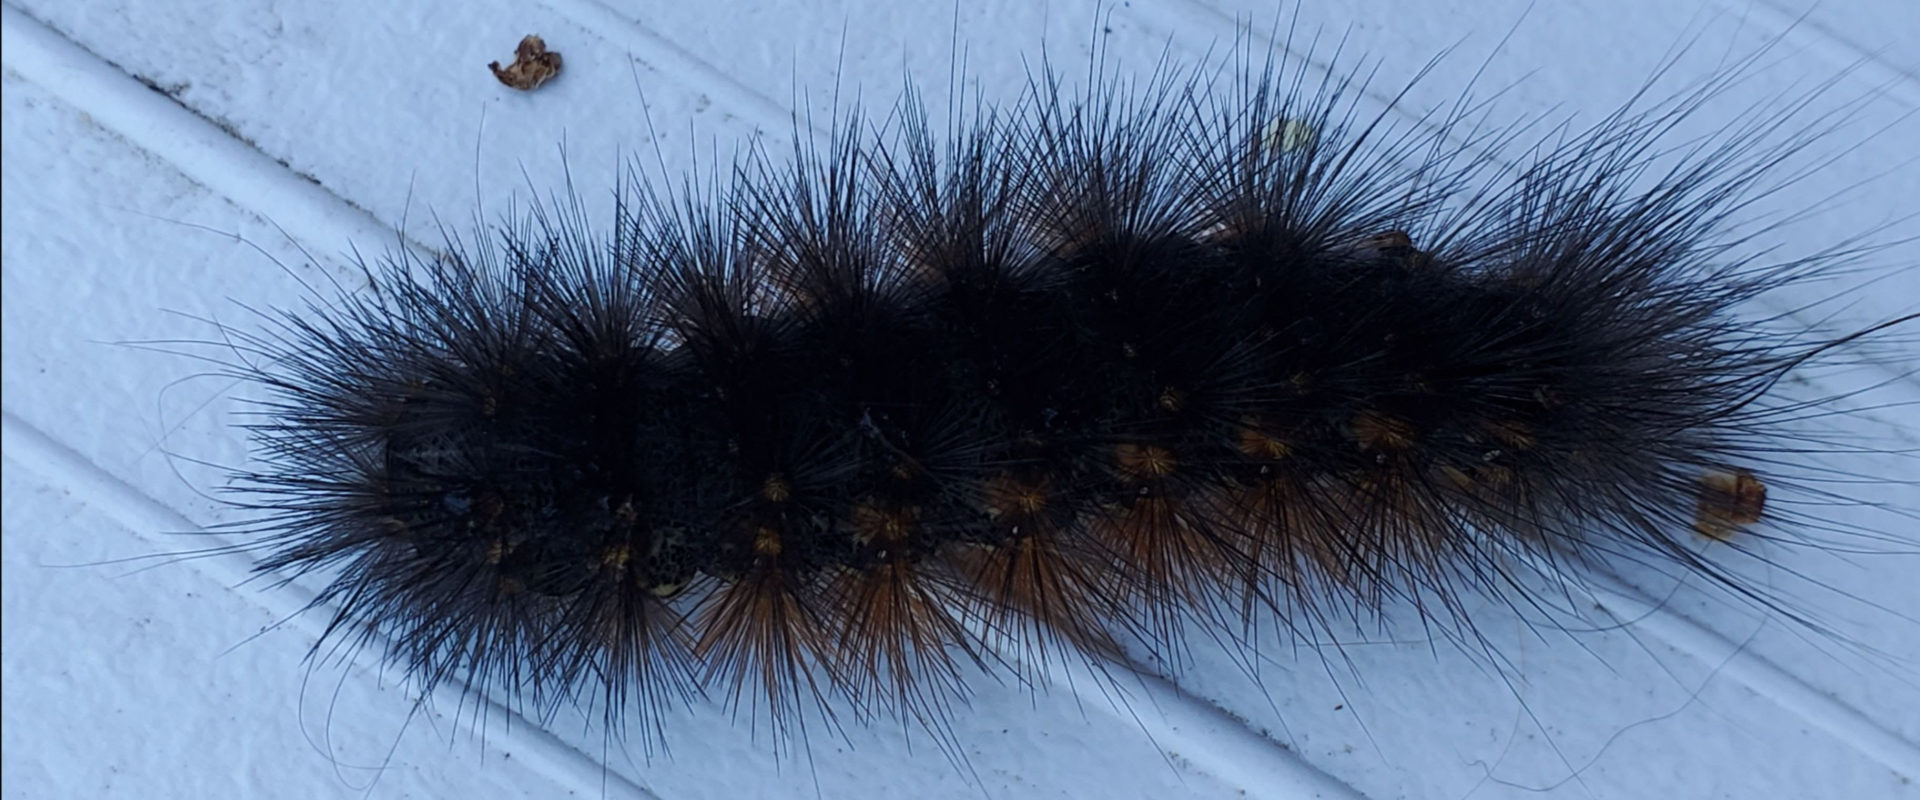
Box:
[0,1,1912,798]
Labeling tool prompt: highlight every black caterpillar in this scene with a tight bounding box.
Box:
[211,42,1914,770]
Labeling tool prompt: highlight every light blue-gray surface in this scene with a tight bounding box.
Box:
[5,1,1917,797]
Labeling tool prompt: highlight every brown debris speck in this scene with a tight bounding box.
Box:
[1696,468,1766,540]
[490,35,563,91]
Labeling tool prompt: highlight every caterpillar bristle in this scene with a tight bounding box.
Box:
[203,38,1913,771]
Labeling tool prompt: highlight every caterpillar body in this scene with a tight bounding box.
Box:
[223,36,1917,782]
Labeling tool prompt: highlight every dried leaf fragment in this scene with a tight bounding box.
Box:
[1695,468,1766,540]
[489,35,562,91]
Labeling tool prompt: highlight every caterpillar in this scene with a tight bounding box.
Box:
[227,33,1918,793]
[3,2,1916,798]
